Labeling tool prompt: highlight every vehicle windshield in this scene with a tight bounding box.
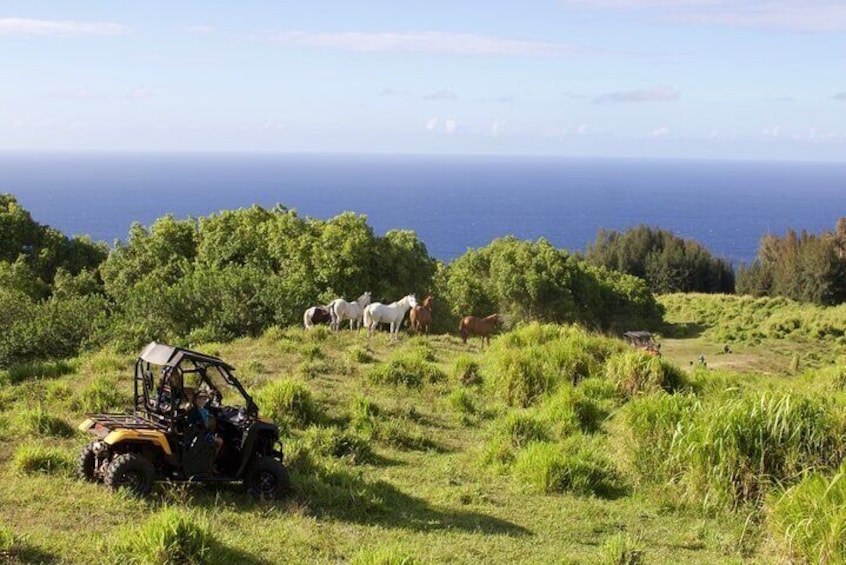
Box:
[183,363,245,408]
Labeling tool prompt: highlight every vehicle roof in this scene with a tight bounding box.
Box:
[138,342,235,370]
[623,331,653,339]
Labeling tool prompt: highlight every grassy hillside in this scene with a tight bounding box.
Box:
[1,312,846,563]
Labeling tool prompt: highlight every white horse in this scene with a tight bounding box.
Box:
[363,294,418,340]
[329,292,372,330]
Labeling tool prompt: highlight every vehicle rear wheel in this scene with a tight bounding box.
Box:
[105,453,155,497]
[246,457,290,500]
[77,441,99,482]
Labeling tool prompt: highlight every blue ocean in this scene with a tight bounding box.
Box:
[2,152,845,265]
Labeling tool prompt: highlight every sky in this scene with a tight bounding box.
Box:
[2,1,846,160]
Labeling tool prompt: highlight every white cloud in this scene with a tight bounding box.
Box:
[559,1,846,32]
[834,92,846,101]
[424,117,458,134]
[49,88,99,100]
[422,90,458,101]
[0,17,127,36]
[762,125,781,138]
[650,126,670,138]
[125,87,156,100]
[490,120,508,136]
[595,86,679,103]
[185,24,216,34]
[267,30,583,56]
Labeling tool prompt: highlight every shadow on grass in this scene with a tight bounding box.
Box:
[1,543,58,564]
[210,539,269,565]
[288,465,531,537]
[181,464,531,538]
[660,322,708,339]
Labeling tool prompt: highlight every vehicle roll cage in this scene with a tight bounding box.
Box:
[134,342,258,421]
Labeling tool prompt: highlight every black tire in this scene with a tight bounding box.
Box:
[105,453,155,497]
[246,457,290,500]
[77,441,98,482]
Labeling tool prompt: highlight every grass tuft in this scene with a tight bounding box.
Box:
[255,378,319,430]
[13,443,73,475]
[107,506,212,565]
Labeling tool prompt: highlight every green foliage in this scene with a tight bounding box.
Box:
[0,524,17,555]
[453,354,481,386]
[674,393,846,508]
[605,350,687,397]
[367,353,446,388]
[512,437,622,496]
[17,405,74,437]
[12,443,73,475]
[598,533,644,565]
[661,293,846,351]
[624,393,700,481]
[2,359,76,385]
[587,224,735,294]
[107,506,212,565]
[255,378,319,429]
[347,346,374,364]
[737,220,846,305]
[768,466,846,564]
[71,375,129,413]
[302,425,373,464]
[440,236,663,331]
[485,323,623,407]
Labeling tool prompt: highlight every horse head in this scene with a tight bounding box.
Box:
[406,294,418,309]
[357,292,372,306]
[422,295,434,309]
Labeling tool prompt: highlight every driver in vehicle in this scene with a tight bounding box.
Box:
[186,390,224,474]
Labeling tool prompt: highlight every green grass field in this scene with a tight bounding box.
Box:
[1,296,845,564]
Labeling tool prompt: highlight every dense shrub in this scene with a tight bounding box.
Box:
[625,393,700,480]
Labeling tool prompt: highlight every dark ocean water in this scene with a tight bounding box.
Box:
[2,152,845,264]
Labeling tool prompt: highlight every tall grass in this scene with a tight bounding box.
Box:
[13,443,73,475]
[17,405,75,437]
[71,374,130,412]
[605,351,686,398]
[675,392,846,508]
[512,436,622,497]
[624,393,699,481]
[367,352,446,388]
[107,506,212,565]
[768,466,846,563]
[485,323,623,407]
[254,378,319,429]
[2,360,77,385]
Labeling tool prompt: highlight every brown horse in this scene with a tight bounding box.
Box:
[409,295,434,334]
[459,313,500,346]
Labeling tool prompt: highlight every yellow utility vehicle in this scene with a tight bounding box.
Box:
[78,342,289,498]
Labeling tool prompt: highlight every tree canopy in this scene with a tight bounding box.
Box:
[586,225,735,294]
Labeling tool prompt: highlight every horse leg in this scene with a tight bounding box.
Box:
[460,328,468,344]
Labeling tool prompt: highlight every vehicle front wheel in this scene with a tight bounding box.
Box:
[246,457,290,500]
[77,441,99,482]
[105,453,155,497]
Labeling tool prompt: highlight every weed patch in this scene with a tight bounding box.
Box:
[13,443,73,475]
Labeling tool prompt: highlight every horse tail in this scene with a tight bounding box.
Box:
[363,306,373,331]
